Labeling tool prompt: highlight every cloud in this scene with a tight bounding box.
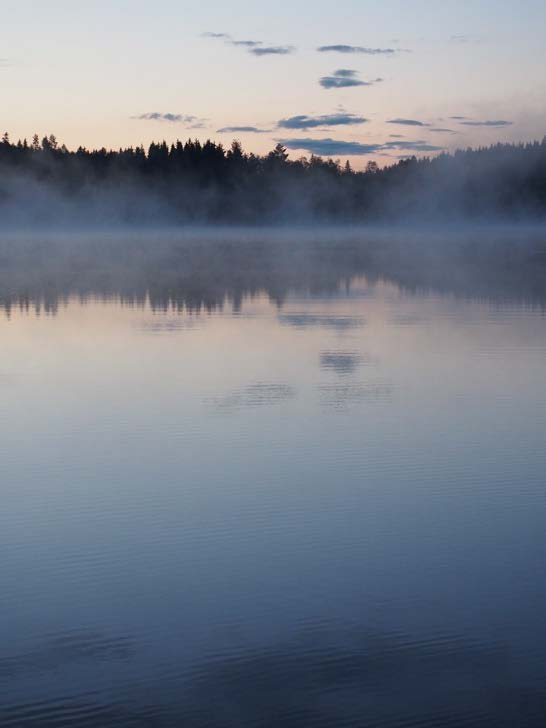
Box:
[202,33,293,54]
[277,113,368,130]
[317,45,399,54]
[428,127,455,133]
[383,140,444,152]
[320,69,382,89]
[459,119,513,127]
[250,46,294,56]
[279,138,383,156]
[133,113,206,126]
[448,115,512,128]
[217,126,270,133]
[387,118,428,127]
[230,40,262,47]
[278,137,445,157]
[332,69,358,77]
[320,77,370,89]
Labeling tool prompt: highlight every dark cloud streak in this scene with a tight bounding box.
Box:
[250,46,294,56]
[383,140,444,151]
[320,77,371,89]
[230,40,262,47]
[460,120,513,127]
[279,138,381,156]
[332,69,358,78]
[278,114,368,130]
[133,113,207,127]
[278,137,444,157]
[388,118,429,127]
[320,69,382,89]
[217,126,270,133]
[202,33,292,54]
[317,44,400,54]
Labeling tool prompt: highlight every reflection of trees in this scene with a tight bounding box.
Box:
[0,230,546,316]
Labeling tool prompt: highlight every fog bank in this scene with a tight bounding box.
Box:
[1,136,546,227]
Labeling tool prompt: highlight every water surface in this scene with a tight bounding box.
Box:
[2,228,546,726]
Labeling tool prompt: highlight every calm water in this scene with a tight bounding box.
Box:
[2,229,546,726]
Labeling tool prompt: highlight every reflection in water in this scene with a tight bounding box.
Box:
[278,313,366,331]
[318,382,393,409]
[2,227,546,726]
[210,383,297,413]
[138,318,201,333]
[0,226,546,315]
[319,351,367,375]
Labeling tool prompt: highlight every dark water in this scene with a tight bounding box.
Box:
[2,228,546,726]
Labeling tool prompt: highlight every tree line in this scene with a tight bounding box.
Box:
[1,132,546,223]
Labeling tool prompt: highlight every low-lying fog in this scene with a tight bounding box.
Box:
[1,225,546,315]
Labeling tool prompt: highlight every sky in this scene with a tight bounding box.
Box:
[2,0,546,168]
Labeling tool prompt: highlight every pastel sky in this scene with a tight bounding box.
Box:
[2,0,546,167]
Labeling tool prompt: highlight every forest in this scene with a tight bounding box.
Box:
[1,132,546,224]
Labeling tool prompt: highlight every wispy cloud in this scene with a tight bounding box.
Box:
[383,140,444,152]
[133,113,207,127]
[448,116,512,127]
[460,119,513,127]
[278,113,368,130]
[230,40,262,47]
[317,44,401,54]
[429,127,456,133]
[217,126,270,133]
[450,34,481,43]
[278,137,444,157]
[320,69,382,89]
[388,118,428,127]
[202,32,295,56]
[250,46,294,56]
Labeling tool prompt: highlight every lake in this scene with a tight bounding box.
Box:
[2,227,546,726]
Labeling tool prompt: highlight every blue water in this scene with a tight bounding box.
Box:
[2,229,546,726]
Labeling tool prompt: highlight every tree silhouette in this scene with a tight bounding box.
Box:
[0,131,545,223]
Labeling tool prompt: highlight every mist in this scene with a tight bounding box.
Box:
[1,225,546,318]
[1,135,546,228]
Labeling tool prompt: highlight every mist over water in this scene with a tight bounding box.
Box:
[2,227,546,726]
[2,225,546,313]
